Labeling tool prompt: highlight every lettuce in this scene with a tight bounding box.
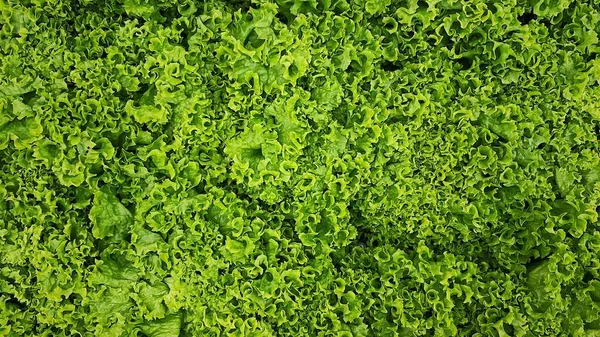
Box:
[1,0,599,336]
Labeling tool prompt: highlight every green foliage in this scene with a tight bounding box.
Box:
[1,0,600,336]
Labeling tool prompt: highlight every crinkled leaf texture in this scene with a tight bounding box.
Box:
[89,189,134,239]
[0,0,599,336]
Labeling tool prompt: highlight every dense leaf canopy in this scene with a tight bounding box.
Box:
[1,0,600,336]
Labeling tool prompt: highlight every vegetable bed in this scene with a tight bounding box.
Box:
[1,0,600,336]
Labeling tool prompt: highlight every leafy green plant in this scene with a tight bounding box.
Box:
[1,0,599,336]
